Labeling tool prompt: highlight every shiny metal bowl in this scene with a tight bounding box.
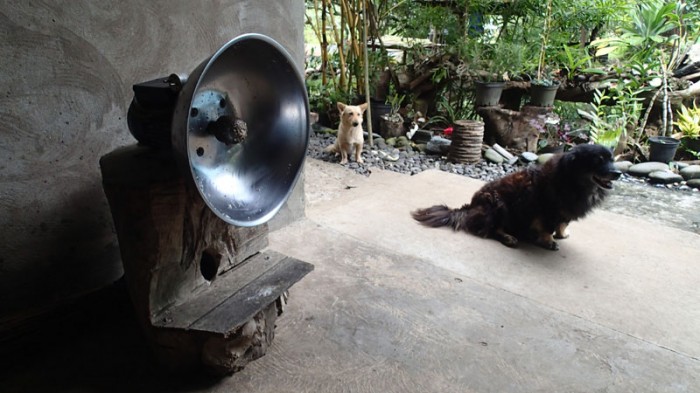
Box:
[171,34,309,227]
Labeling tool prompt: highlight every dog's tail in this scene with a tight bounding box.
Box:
[324,143,337,153]
[411,204,471,231]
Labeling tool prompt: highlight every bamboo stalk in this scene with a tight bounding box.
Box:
[537,0,552,81]
[326,0,348,93]
[341,0,361,93]
[319,0,328,85]
[637,88,662,143]
[661,51,670,137]
[363,0,374,146]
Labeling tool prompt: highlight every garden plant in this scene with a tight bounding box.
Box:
[305,0,700,160]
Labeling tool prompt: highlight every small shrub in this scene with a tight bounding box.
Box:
[674,102,700,139]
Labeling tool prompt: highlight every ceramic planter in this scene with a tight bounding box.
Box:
[370,98,392,134]
[648,136,680,163]
[529,82,559,107]
[474,81,505,107]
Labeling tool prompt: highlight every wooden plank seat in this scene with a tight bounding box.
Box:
[153,250,313,334]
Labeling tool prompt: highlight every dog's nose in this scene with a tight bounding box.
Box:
[609,169,622,180]
[352,121,359,127]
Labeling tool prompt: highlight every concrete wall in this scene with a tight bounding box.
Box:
[0,0,306,328]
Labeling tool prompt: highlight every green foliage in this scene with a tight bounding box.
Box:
[387,92,405,115]
[389,4,461,45]
[458,39,528,81]
[427,93,478,126]
[551,0,629,38]
[579,83,644,150]
[580,91,622,149]
[554,101,590,131]
[306,76,351,114]
[674,103,700,139]
[303,0,700,137]
[592,0,681,64]
[556,45,595,79]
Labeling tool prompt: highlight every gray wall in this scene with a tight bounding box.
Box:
[0,0,306,327]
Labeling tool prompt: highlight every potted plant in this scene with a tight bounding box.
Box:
[465,40,519,107]
[528,0,559,107]
[529,76,560,107]
[380,93,405,138]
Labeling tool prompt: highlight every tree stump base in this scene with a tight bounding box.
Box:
[476,105,559,152]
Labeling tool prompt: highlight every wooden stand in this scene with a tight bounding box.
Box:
[99,145,313,375]
[476,105,558,152]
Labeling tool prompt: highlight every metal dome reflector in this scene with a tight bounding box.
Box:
[128,33,309,227]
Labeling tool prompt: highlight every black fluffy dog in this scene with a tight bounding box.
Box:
[411,144,622,250]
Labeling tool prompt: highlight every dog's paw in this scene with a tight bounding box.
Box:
[356,157,364,164]
[539,240,559,251]
[554,223,570,239]
[500,235,519,248]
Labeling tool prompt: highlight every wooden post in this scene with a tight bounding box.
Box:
[99,144,312,375]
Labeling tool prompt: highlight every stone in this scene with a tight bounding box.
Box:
[385,137,397,147]
[411,129,433,144]
[648,170,683,184]
[614,160,634,173]
[484,148,504,164]
[396,136,410,148]
[628,162,670,177]
[426,136,451,155]
[378,150,399,162]
[687,179,700,189]
[371,136,385,145]
[680,165,700,180]
[537,153,554,165]
[520,151,538,163]
[315,125,336,135]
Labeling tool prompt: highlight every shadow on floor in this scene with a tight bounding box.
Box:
[0,280,223,393]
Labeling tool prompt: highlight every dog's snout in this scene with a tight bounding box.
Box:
[352,121,359,127]
[610,169,622,180]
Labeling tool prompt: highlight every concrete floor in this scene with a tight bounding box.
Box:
[2,158,699,392]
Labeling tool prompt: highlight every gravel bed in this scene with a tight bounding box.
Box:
[308,130,521,182]
[308,129,698,190]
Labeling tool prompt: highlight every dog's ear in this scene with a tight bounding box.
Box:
[337,102,346,112]
[559,149,576,169]
[359,102,369,112]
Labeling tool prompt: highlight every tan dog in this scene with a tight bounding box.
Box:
[324,102,368,164]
